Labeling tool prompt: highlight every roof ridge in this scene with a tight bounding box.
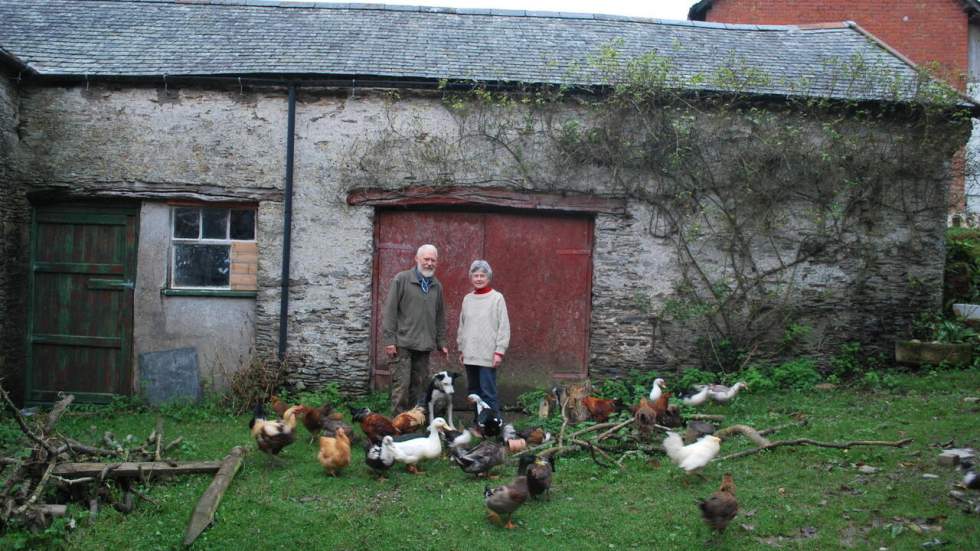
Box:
[57,0,824,30]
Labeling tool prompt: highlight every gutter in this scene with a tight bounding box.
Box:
[277,84,296,361]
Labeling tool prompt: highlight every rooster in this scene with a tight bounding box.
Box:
[270,395,291,419]
[249,403,299,462]
[582,395,623,423]
[392,406,427,434]
[350,406,400,444]
[633,399,658,437]
[317,427,351,476]
[663,432,721,474]
[296,403,354,443]
[699,472,738,535]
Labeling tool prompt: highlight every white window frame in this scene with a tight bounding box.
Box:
[169,206,256,290]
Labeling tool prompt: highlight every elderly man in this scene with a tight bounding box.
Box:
[382,244,449,413]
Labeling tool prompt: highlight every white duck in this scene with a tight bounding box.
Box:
[663,431,721,473]
[681,386,710,406]
[706,382,747,403]
[382,417,450,474]
[648,378,667,401]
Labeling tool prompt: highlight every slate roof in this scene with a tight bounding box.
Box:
[0,0,961,104]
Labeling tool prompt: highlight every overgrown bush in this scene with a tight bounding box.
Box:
[220,356,289,415]
[944,227,980,310]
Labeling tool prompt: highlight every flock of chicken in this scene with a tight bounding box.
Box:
[246,376,749,534]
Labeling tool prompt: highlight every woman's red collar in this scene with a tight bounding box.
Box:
[474,287,493,295]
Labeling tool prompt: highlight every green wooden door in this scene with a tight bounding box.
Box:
[27,206,138,403]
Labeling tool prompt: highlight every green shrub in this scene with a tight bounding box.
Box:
[780,322,812,351]
[932,319,978,343]
[829,341,863,378]
[770,358,822,390]
[739,363,777,393]
[675,367,714,391]
[517,389,547,414]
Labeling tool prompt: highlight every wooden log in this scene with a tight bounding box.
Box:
[53,460,223,479]
[688,414,726,421]
[714,424,772,447]
[154,417,164,461]
[183,446,246,547]
[43,393,75,434]
[38,504,67,517]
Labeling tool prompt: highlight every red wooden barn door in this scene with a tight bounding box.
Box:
[372,210,592,404]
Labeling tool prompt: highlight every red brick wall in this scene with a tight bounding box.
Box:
[702,0,969,89]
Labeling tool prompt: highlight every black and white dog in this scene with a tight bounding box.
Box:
[419,371,461,429]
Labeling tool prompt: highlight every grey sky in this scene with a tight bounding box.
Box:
[290,1,696,20]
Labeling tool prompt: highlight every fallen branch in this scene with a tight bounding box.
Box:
[153,417,164,462]
[13,462,55,515]
[689,414,726,421]
[595,418,636,442]
[44,393,75,434]
[183,446,246,547]
[715,424,772,447]
[54,461,223,479]
[0,384,58,457]
[718,437,913,461]
[571,439,613,468]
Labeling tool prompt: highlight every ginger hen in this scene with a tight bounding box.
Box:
[317,427,351,476]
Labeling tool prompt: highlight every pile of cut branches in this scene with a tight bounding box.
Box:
[513,390,912,469]
[0,384,221,533]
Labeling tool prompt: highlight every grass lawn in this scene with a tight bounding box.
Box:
[3,368,980,550]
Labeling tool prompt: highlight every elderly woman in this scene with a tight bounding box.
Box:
[457,260,511,416]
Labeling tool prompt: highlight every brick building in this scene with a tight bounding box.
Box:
[689,0,980,216]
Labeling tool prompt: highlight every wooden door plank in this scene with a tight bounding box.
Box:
[33,262,125,274]
[36,212,129,225]
[31,334,123,349]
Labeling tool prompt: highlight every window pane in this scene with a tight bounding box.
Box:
[174,244,230,287]
[202,208,228,239]
[173,208,199,238]
[230,209,256,240]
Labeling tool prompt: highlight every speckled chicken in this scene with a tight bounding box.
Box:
[699,472,738,535]
[249,403,299,460]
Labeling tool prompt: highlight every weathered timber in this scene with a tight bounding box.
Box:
[347,185,626,214]
[54,461,222,479]
[44,393,75,433]
[183,446,246,547]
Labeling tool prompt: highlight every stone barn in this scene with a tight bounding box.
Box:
[0,0,972,404]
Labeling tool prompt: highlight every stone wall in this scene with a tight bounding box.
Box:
[12,82,964,397]
[0,70,29,399]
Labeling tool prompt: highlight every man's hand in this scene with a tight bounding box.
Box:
[492,352,503,368]
[458,352,465,365]
[440,347,449,359]
[385,345,397,359]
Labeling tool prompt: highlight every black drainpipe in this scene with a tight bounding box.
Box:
[278,84,296,361]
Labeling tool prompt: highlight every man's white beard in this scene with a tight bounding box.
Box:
[419,267,435,277]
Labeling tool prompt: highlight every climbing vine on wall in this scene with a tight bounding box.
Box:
[343,47,973,372]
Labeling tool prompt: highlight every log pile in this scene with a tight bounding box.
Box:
[0,384,221,533]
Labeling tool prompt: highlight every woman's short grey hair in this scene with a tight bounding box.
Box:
[469,260,493,280]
